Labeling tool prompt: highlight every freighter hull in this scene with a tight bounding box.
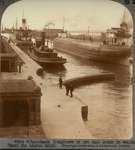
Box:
[54,38,132,66]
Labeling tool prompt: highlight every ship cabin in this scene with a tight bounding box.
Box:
[15,27,32,41]
[103,22,131,47]
[15,18,32,41]
[15,28,33,53]
[14,18,33,53]
[31,31,66,63]
[34,47,58,59]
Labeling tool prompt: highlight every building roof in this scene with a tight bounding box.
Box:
[0,79,41,95]
[44,28,64,33]
[0,53,16,58]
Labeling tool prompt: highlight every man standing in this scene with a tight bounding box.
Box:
[18,61,23,73]
[65,84,69,96]
[59,76,63,88]
[69,84,74,97]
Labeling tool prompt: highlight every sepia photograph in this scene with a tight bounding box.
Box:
[0,0,133,140]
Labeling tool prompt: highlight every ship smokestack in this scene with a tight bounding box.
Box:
[41,32,46,46]
[22,18,27,30]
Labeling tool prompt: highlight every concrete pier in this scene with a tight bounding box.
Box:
[40,79,92,139]
[9,41,44,84]
[0,39,45,137]
[4,41,93,138]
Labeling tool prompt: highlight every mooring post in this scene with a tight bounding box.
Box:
[81,105,88,121]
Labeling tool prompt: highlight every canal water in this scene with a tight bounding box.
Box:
[44,51,132,139]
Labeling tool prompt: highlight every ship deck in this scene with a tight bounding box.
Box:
[55,38,131,52]
[29,50,66,65]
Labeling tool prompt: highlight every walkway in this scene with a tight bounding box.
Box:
[10,42,43,84]
[41,78,93,139]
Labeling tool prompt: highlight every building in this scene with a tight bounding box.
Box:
[43,28,64,39]
[104,22,131,46]
[0,38,21,72]
[58,32,67,38]
[0,53,18,72]
[0,79,42,127]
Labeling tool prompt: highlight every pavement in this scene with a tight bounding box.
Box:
[10,42,43,84]
[40,78,93,139]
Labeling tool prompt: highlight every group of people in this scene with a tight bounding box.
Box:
[59,76,74,97]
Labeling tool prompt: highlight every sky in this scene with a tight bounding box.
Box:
[1,0,133,31]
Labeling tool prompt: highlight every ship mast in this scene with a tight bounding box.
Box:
[22,8,24,19]
[62,16,65,31]
[15,17,18,30]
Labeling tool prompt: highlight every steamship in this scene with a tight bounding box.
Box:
[13,18,33,53]
[28,32,67,66]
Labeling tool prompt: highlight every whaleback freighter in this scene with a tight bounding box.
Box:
[54,19,132,65]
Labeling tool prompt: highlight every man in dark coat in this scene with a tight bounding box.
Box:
[65,84,70,96]
[69,84,74,97]
[18,61,23,73]
[59,76,63,88]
